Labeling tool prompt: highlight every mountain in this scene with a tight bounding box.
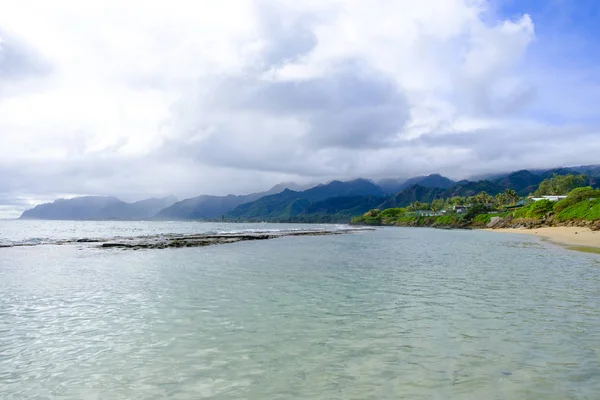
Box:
[18,165,600,223]
[154,193,264,220]
[374,178,404,195]
[491,170,543,196]
[401,174,456,190]
[378,174,455,194]
[477,164,600,182]
[20,195,178,220]
[441,180,505,198]
[571,164,600,177]
[288,195,385,223]
[20,196,112,220]
[153,183,307,220]
[227,179,385,221]
[538,167,579,179]
[98,196,178,220]
[378,185,446,209]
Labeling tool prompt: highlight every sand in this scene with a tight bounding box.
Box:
[488,226,600,251]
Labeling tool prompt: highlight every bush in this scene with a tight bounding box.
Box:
[513,204,531,218]
[434,215,457,225]
[535,174,587,196]
[463,204,491,220]
[526,199,554,219]
[473,213,492,225]
[556,199,600,222]
[380,208,406,221]
[553,187,600,213]
[352,209,383,225]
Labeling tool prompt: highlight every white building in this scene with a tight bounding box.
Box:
[531,195,567,202]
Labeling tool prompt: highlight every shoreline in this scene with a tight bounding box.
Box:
[486,227,600,254]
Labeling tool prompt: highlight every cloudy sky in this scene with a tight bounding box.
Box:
[1,0,599,217]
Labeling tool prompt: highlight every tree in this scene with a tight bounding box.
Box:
[407,201,421,212]
[474,191,493,205]
[431,199,445,212]
[419,202,431,211]
[553,186,600,213]
[451,196,466,206]
[495,193,505,207]
[504,189,519,205]
[535,174,587,196]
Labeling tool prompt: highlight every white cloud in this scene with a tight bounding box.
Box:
[0,0,598,217]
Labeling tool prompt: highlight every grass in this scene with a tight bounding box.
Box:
[434,215,458,225]
[473,214,492,225]
[556,199,600,222]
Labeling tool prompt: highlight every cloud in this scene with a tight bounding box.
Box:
[0,0,598,217]
[0,28,51,80]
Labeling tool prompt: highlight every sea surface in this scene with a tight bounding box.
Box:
[1,220,599,399]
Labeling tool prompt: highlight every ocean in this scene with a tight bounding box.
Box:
[1,220,599,399]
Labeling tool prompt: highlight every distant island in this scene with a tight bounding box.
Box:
[19,165,600,226]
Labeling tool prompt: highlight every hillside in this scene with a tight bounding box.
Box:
[153,183,308,220]
[19,196,177,220]
[20,196,123,220]
[100,196,178,220]
[19,164,600,222]
[378,174,455,194]
[226,179,385,221]
[491,170,543,196]
[378,185,445,209]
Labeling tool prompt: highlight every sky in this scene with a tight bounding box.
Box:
[1,0,599,217]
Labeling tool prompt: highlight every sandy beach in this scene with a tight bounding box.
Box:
[489,226,600,251]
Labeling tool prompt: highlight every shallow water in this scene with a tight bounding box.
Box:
[1,221,599,399]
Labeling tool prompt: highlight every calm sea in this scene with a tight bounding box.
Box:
[1,220,599,399]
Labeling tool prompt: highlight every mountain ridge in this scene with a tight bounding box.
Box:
[18,164,600,221]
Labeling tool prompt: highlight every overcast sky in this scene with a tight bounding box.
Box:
[1,0,599,217]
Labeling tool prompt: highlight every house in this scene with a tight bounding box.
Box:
[415,210,446,217]
[504,199,527,210]
[453,205,469,214]
[531,195,567,202]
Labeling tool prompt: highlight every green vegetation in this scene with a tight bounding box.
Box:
[526,199,554,218]
[553,187,600,212]
[223,167,600,224]
[433,215,458,226]
[555,199,600,222]
[535,174,587,196]
[472,213,493,225]
[352,182,600,229]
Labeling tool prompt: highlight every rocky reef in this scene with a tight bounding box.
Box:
[0,228,373,250]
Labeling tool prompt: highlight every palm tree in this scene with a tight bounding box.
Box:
[431,199,445,212]
[407,201,421,212]
[504,189,519,205]
[495,193,505,207]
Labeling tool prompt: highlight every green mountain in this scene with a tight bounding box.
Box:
[441,180,504,197]
[153,183,312,220]
[378,185,445,208]
[571,165,600,177]
[226,179,385,221]
[378,174,455,194]
[491,170,543,196]
[155,193,265,220]
[282,196,385,223]
[20,165,600,223]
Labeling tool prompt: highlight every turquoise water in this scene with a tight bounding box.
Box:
[1,221,600,399]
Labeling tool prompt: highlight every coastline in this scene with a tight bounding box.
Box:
[486,227,600,254]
